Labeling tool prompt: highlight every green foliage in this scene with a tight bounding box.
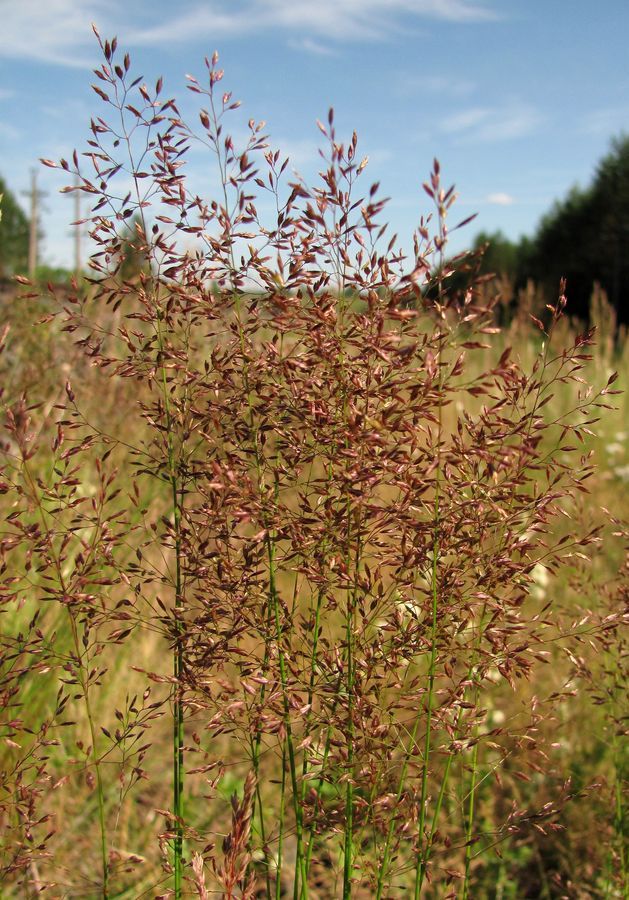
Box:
[0,175,29,277]
[522,134,629,322]
[473,229,520,279]
[470,134,629,324]
[118,214,150,279]
[34,263,73,284]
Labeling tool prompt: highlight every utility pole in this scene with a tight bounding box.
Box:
[21,169,47,278]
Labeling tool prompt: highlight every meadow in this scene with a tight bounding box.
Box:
[0,33,627,899]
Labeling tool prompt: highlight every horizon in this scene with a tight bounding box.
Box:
[2,1,628,271]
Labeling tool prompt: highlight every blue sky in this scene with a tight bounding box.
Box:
[1,0,628,270]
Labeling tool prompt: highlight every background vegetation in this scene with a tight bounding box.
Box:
[0,176,30,278]
[472,134,629,327]
[4,132,629,324]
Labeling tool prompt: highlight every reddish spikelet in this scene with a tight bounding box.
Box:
[192,852,209,899]
[217,771,257,898]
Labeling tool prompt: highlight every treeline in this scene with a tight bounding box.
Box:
[471,134,629,325]
[0,175,29,277]
[0,174,143,283]
[2,134,629,322]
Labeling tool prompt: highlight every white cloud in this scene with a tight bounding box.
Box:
[127,6,242,45]
[440,103,542,142]
[397,74,475,97]
[0,0,497,69]
[0,122,22,140]
[272,136,321,168]
[0,0,119,68]
[40,98,92,121]
[288,37,338,57]
[579,106,629,136]
[441,106,489,132]
[486,192,514,205]
[128,0,497,47]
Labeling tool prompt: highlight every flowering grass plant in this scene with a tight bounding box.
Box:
[0,31,627,898]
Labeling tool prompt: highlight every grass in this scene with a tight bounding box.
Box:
[0,31,627,899]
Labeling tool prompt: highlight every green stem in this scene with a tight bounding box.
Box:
[304,687,342,873]
[266,533,309,899]
[295,584,325,900]
[343,597,355,900]
[417,606,491,896]
[612,727,628,895]
[414,487,441,899]
[250,681,272,896]
[84,678,109,899]
[155,313,185,899]
[171,469,184,900]
[375,711,422,900]
[342,498,364,899]
[461,739,479,899]
[276,741,287,900]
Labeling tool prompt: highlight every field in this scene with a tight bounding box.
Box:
[1,37,628,900]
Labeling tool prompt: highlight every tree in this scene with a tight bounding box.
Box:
[0,175,29,277]
[526,134,629,323]
[473,229,520,279]
[591,134,629,316]
[117,214,150,280]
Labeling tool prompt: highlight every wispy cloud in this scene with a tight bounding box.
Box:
[579,106,629,136]
[0,0,119,67]
[396,73,475,98]
[0,122,22,140]
[0,0,498,71]
[0,0,497,70]
[441,106,488,132]
[0,88,15,101]
[440,103,542,142]
[486,192,514,205]
[129,0,497,47]
[271,136,321,168]
[288,37,338,57]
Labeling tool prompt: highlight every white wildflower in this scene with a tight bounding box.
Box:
[613,464,629,483]
[606,442,624,456]
[531,563,549,600]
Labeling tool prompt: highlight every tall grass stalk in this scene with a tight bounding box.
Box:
[19,441,110,897]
